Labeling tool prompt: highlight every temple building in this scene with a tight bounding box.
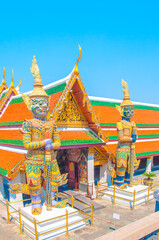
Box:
[0,60,159,202]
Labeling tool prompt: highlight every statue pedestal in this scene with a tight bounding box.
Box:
[12,205,85,239]
[102,184,154,209]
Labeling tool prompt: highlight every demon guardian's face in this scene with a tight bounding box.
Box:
[123,106,134,119]
[31,98,49,118]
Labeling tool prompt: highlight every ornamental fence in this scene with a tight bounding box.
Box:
[6,191,93,240]
[96,178,159,211]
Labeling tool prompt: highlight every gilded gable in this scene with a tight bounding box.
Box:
[55,93,88,127]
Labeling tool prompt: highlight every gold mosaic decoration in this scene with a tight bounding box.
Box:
[94,148,107,162]
[56,92,88,127]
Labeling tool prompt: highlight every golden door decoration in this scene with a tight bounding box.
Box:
[94,148,106,162]
[79,153,87,183]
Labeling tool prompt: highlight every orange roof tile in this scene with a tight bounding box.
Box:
[49,91,63,112]
[0,91,63,123]
[0,149,24,171]
[105,129,159,138]
[0,102,32,123]
[0,130,23,140]
[108,140,159,157]
[92,105,159,125]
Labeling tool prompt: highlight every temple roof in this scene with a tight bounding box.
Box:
[0,68,108,176]
[90,96,159,127]
[90,96,159,161]
[0,62,159,177]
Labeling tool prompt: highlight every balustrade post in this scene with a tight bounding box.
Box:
[19,208,23,235]
[113,185,115,205]
[111,177,114,186]
[65,209,69,237]
[141,177,143,185]
[6,200,10,224]
[91,203,93,227]
[34,218,38,240]
[96,181,99,199]
[132,190,136,211]
[147,186,150,204]
[71,195,74,208]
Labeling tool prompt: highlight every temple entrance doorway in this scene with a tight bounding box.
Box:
[68,161,79,190]
[57,148,88,191]
[57,150,69,176]
[67,148,88,190]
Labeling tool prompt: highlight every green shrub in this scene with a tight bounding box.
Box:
[142,172,157,180]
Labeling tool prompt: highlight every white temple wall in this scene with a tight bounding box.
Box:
[87,153,96,199]
[100,164,111,183]
[146,156,153,173]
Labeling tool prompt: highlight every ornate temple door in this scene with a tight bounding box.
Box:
[68,162,75,188]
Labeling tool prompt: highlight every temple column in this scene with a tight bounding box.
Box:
[100,164,112,183]
[146,156,153,173]
[9,172,23,208]
[100,164,107,183]
[87,148,96,199]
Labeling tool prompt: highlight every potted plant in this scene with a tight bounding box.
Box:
[142,172,157,187]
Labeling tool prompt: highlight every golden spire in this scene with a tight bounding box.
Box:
[74,45,81,75]
[2,67,6,84]
[18,77,21,92]
[120,79,134,107]
[10,70,14,88]
[29,55,48,98]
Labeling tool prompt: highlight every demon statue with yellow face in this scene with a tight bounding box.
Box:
[108,80,140,188]
[10,56,68,214]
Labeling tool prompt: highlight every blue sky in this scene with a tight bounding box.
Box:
[0,1,159,104]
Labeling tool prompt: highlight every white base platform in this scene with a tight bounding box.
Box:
[102,184,154,208]
[12,205,85,239]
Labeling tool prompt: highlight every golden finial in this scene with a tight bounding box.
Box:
[10,70,14,88]
[74,45,81,75]
[122,79,130,100]
[30,55,42,85]
[120,79,133,107]
[29,56,48,98]
[2,67,6,84]
[18,77,21,92]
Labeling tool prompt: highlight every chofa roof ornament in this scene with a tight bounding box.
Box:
[2,67,6,85]
[74,45,81,75]
[10,70,14,88]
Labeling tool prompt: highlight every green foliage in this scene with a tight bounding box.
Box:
[142,172,157,180]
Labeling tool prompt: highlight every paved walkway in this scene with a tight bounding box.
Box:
[0,195,156,240]
[0,172,159,240]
